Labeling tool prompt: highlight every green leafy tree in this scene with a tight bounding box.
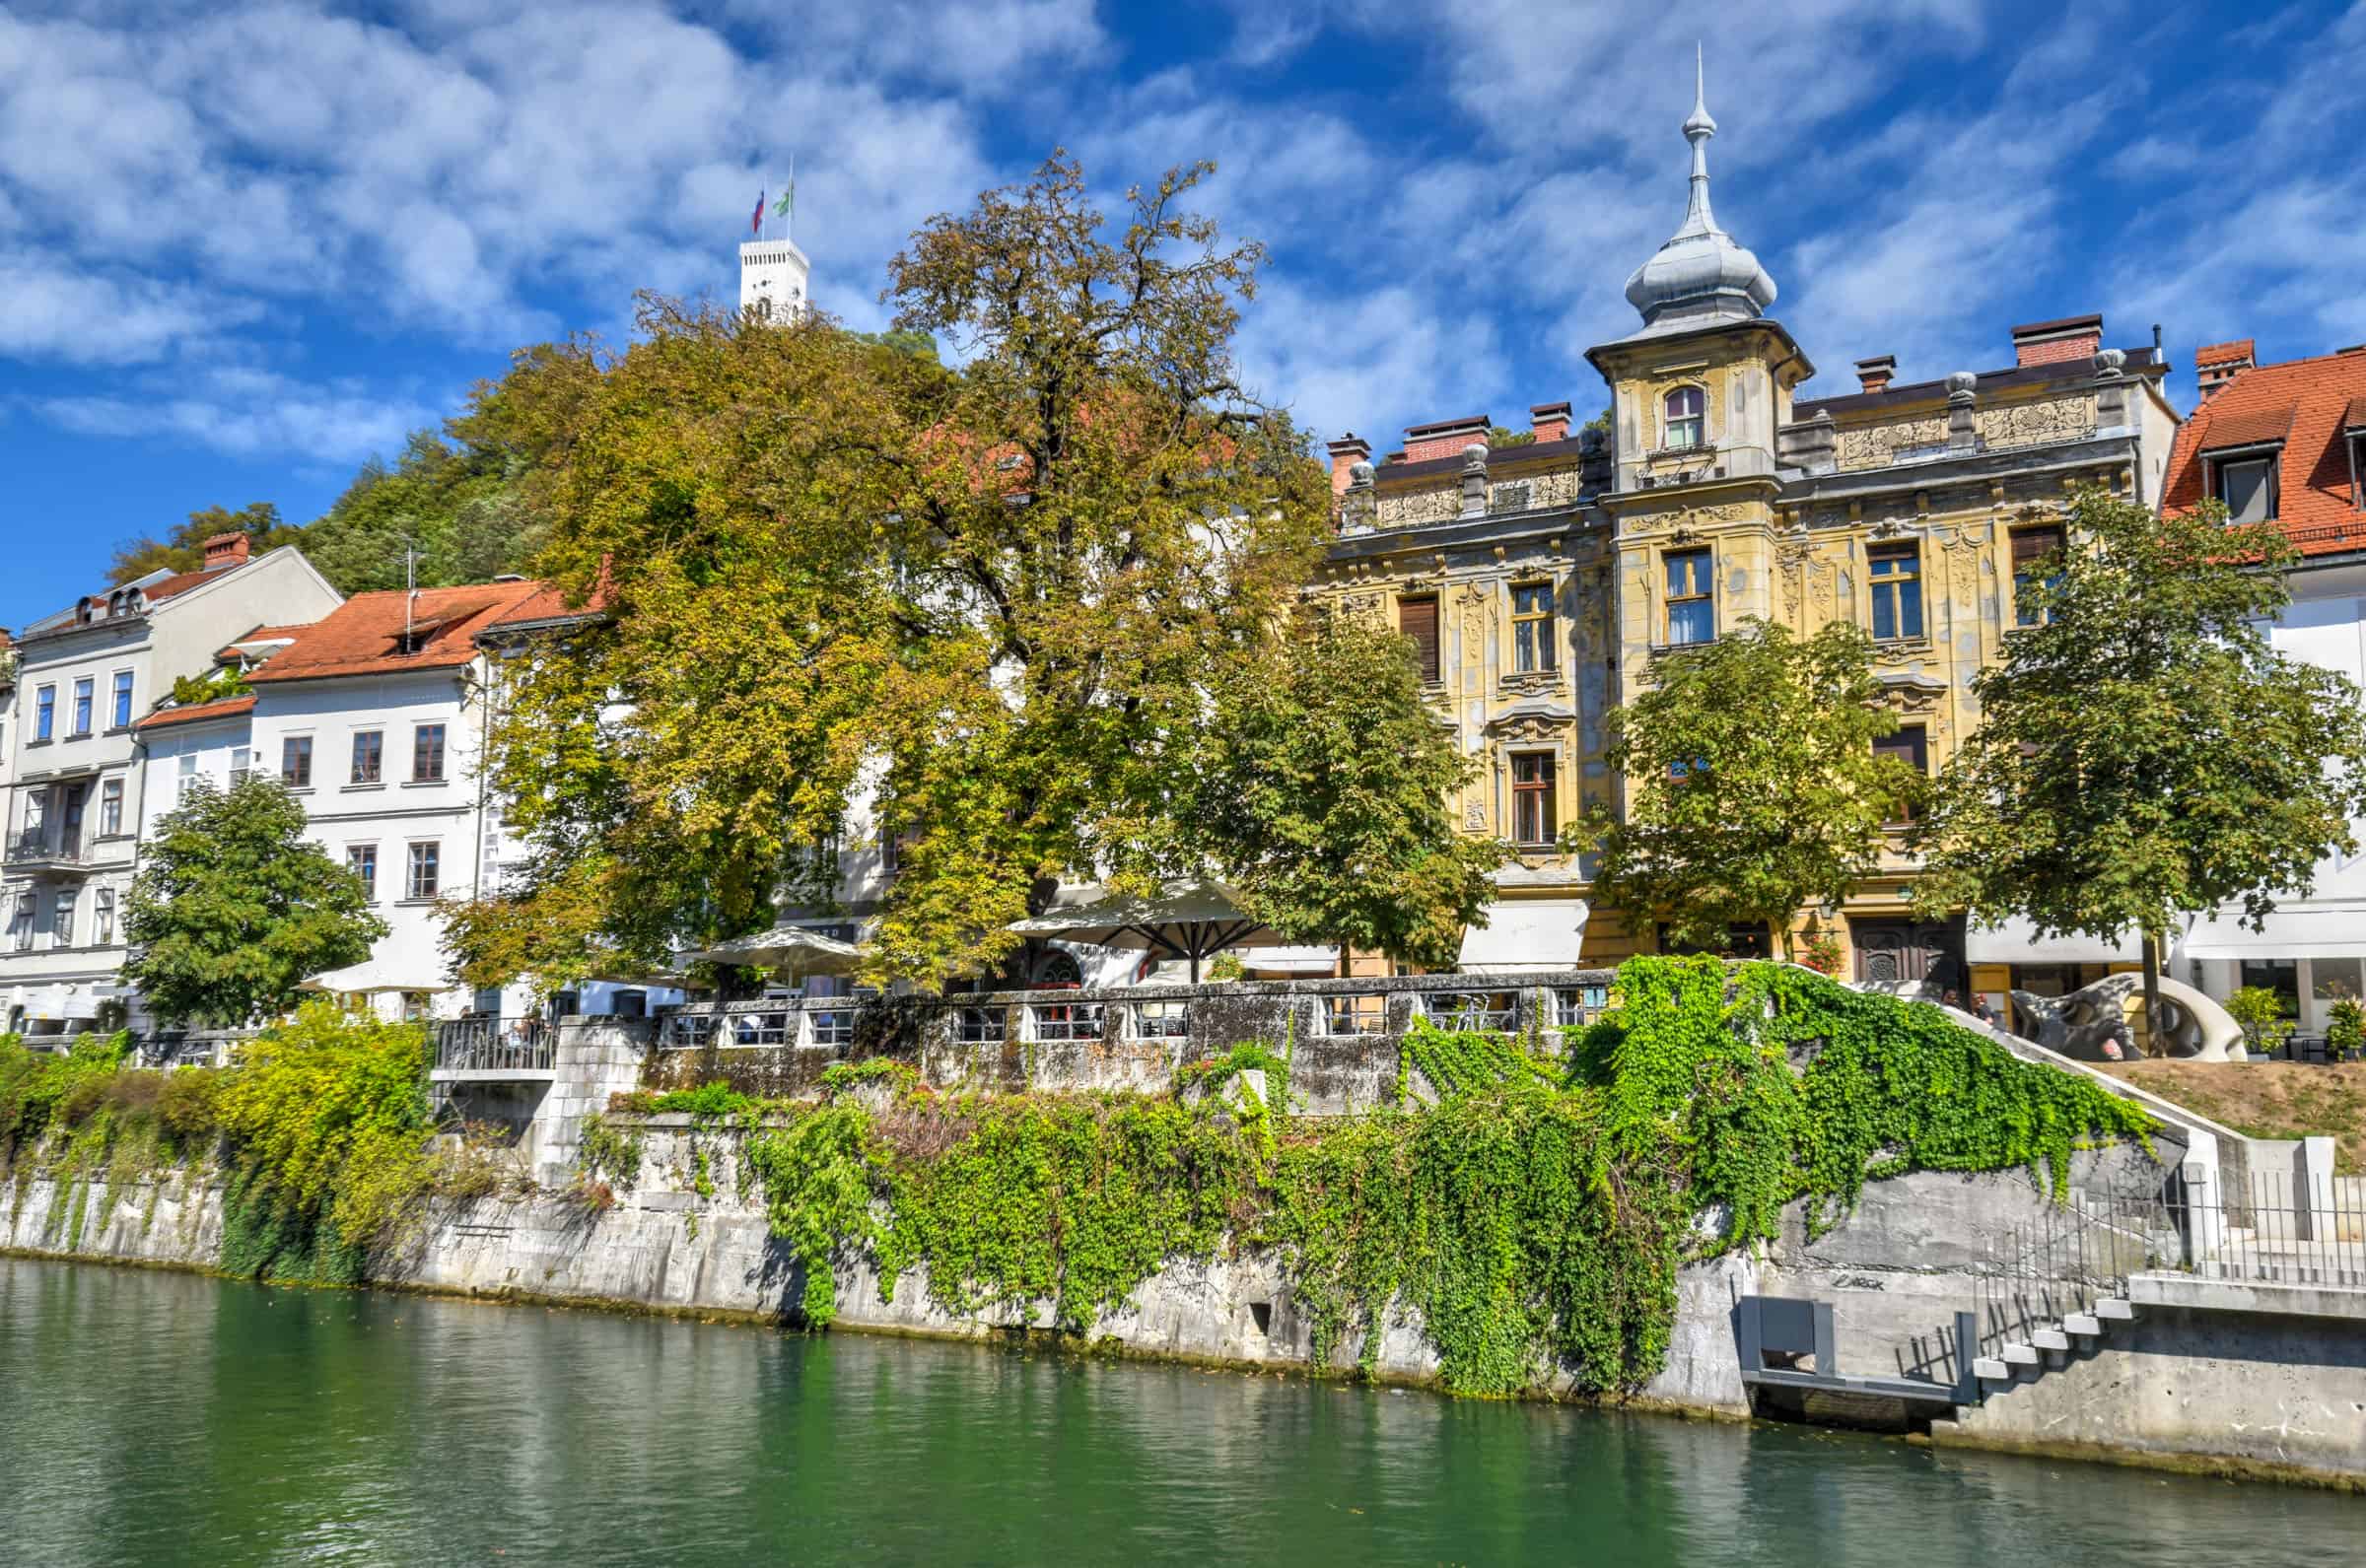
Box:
[122,776,388,1026]
[295,427,542,594]
[456,153,1332,988]
[1580,618,1920,959]
[107,502,300,585]
[1184,612,1505,968]
[1914,486,2366,1040]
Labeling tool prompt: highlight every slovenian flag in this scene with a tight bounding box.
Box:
[751,190,765,237]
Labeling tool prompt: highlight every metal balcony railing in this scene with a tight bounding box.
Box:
[432,1017,555,1073]
[6,830,85,866]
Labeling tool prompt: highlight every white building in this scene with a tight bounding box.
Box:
[1,536,341,1036]
[2158,340,2366,1042]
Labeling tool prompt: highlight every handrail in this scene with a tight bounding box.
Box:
[432,1016,555,1073]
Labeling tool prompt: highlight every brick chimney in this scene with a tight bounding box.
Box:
[201,532,252,569]
[2010,313,2103,368]
[1529,401,1572,443]
[1853,355,1897,394]
[1325,434,1372,497]
[2194,339,2256,400]
[1403,414,1490,464]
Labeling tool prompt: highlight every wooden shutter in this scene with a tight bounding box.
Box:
[2012,525,2062,564]
[1399,596,1440,684]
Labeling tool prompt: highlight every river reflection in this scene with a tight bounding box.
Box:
[0,1258,2347,1565]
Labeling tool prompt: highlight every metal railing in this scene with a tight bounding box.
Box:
[432,1016,554,1073]
[5,829,85,865]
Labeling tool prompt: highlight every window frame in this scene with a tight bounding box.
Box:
[1399,594,1441,685]
[1663,548,1714,646]
[110,670,133,730]
[1871,723,1929,823]
[49,887,76,947]
[411,723,447,784]
[1866,541,1925,642]
[282,734,314,789]
[405,841,441,901]
[348,844,379,903]
[2348,431,2366,511]
[11,893,35,951]
[2011,524,2065,627]
[70,677,93,737]
[1510,751,1559,848]
[2209,450,2279,523]
[1662,384,1706,451]
[351,729,383,784]
[93,887,116,947]
[99,779,123,838]
[1509,581,1558,674]
[34,685,54,741]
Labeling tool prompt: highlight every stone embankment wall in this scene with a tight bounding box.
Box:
[10,1007,2366,1486]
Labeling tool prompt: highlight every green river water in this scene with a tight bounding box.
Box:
[0,1257,2351,1565]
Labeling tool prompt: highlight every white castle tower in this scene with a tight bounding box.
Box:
[740,236,810,323]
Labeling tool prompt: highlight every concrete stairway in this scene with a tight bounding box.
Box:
[1972,1296,2131,1388]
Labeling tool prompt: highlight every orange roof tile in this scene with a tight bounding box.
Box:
[2163,346,2366,557]
[248,579,550,684]
[216,622,315,661]
[135,694,255,731]
[483,576,611,632]
[2195,339,2257,368]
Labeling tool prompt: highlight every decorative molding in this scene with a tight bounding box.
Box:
[1974,393,2096,453]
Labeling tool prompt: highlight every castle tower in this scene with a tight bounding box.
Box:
[740,237,811,323]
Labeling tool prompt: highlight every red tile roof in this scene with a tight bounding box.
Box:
[482,576,611,631]
[2163,346,2366,557]
[217,622,315,661]
[2195,339,2257,368]
[142,562,244,602]
[248,579,551,684]
[135,694,255,731]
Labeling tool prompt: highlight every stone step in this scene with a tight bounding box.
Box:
[2063,1313,2103,1336]
[2001,1342,2041,1366]
[2095,1298,2134,1321]
[1974,1357,2012,1382]
[2032,1327,2071,1351]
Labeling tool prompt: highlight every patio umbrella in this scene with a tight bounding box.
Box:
[1005,881,1287,983]
[677,923,866,979]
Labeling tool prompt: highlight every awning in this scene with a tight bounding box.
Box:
[1964,916,2143,966]
[2182,908,2366,961]
[1232,945,1339,976]
[1458,899,1588,973]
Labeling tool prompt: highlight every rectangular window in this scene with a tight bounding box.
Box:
[1420,989,1518,1032]
[1399,595,1441,685]
[351,730,383,784]
[10,894,34,951]
[2313,957,2364,1003]
[176,753,197,803]
[2350,432,2366,511]
[229,746,252,785]
[1867,543,1924,641]
[1664,549,1713,646]
[1511,582,1558,673]
[2239,958,2300,1018]
[348,845,379,902]
[1315,992,1386,1037]
[110,671,133,729]
[49,889,75,946]
[100,779,122,837]
[282,735,313,788]
[1872,724,1928,822]
[2214,455,2276,523]
[71,678,93,736]
[34,685,53,740]
[881,822,921,876]
[2012,525,2064,627]
[93,888,115,947]
[412,724,446,783]
[1511,752,1558,847]
[406,842,440,901]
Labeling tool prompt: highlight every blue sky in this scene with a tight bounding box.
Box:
[2,0,2361,620]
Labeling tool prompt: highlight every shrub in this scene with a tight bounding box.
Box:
[2328,998,2365,1063]
[2226,986,2296,1057]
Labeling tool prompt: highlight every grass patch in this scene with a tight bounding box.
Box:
[2105,1060,2366,1174]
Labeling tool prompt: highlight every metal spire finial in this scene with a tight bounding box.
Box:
[1680,43,1717,231]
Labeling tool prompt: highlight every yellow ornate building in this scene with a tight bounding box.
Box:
[1315,64,2181,995]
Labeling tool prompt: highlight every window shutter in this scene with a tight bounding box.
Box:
[2012,525,2062,564]
[1400,597,1440,684]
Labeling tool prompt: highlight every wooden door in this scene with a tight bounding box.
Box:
[1851,920,1965,990]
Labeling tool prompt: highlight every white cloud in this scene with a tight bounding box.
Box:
[38,366,437,462]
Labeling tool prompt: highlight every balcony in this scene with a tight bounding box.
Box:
[430,1017,556,1080]
[5,830,91,874]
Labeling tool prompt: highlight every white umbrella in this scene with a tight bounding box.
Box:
[1005,881,1288,983]
[678,923,866,979]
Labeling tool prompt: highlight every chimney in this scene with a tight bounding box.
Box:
[1325,434,1372,498]
[2194,339,2256,400]
[1853,355,1897,394]
[201,532,252,569]
[1529,401,1572,443]
[1402,414,1491,464]
[2010,313,2104,368]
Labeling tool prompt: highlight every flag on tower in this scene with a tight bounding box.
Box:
[772,180,793,224]
[750,189,765,237]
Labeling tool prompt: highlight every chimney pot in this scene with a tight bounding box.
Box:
[2010,312,2104,369]
[201,531,252,568]
[1324,434,1372,498]
[1528,400,1572,443]
[2193,338,2257,399]
[1853,355,1897,394]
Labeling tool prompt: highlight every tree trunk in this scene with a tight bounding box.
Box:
[2140,931,2165,1058]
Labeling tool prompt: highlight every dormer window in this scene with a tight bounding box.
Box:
[2212,454,2276,523]
[2346,399,2366,510]
[1664,386,1705,450]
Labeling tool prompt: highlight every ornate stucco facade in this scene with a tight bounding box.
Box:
[1315,66,2182,989]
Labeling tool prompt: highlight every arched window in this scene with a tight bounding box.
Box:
[1663,386,1705,450]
